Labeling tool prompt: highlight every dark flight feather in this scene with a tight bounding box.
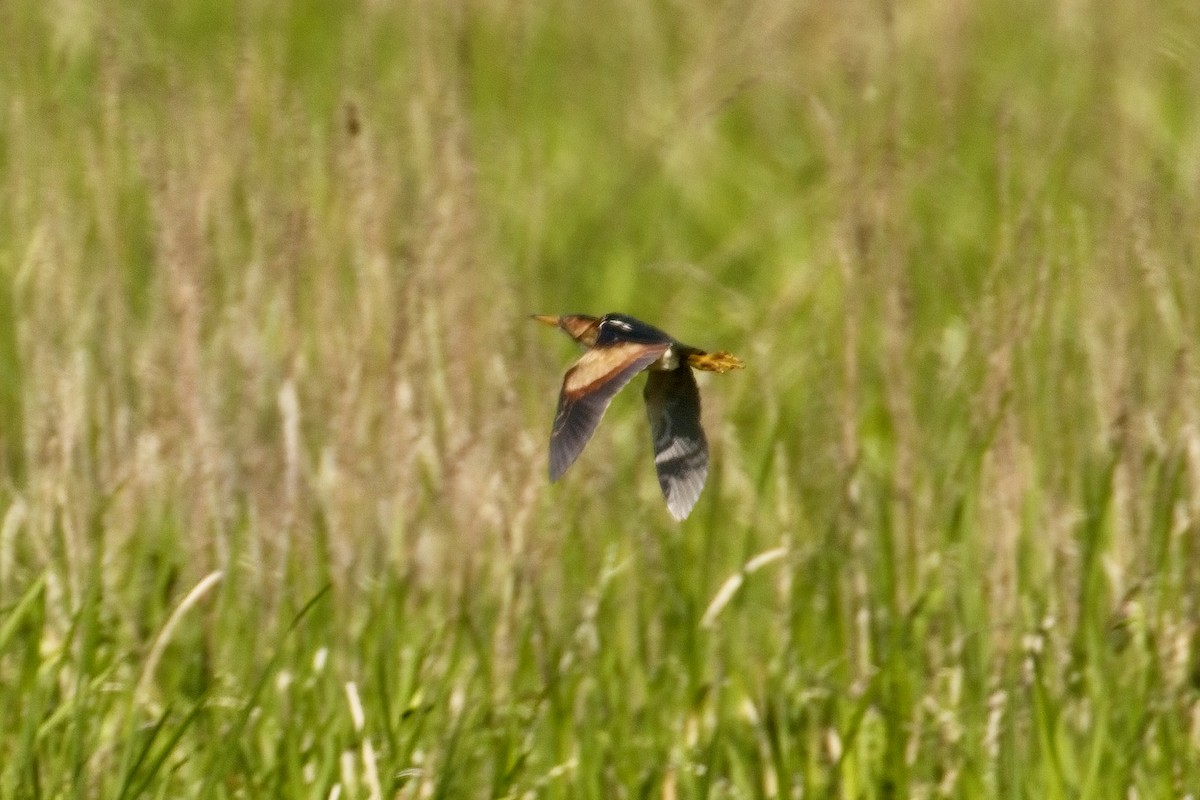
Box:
[643,366,709,520]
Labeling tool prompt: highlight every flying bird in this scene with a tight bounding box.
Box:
[533,313,743,520]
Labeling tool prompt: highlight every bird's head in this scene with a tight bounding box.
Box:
[531,314,602,347]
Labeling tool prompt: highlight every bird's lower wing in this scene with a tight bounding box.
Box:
[643,367,709,520]
[549,342,669,481]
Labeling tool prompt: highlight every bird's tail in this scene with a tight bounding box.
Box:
[687,351,744,373]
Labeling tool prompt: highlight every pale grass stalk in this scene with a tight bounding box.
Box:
[700,547,788,628]
[738,697,780,796]
[278,378,300,578]
[661,766,676,800]
[279,378,301,514]
[336,751,356,799]
[134,570,223,705]
[763,758,779,798]
[825,727,843,762]
[536,754,579,786]
[344,681,383,800]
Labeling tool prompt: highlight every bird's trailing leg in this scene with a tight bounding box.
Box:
[687,351,744,373]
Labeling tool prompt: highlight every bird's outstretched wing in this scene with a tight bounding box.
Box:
[643,366,709,520]
[549,342,669,481]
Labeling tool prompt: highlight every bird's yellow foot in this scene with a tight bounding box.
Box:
[688,351,744,373]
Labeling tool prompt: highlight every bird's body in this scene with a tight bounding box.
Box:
[533,313,742,520]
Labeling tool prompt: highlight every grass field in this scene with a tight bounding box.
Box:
[3,0,1200,796]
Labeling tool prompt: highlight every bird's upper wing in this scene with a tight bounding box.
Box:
[643,366,709,520]
[549,341,669,481]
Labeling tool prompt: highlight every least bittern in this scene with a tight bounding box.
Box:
[533,313,743,520]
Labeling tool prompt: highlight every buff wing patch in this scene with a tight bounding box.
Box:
[548,342,669,481]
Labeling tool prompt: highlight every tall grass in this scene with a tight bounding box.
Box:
[2,0,1200,795]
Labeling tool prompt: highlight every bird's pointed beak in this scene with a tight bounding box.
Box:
[531,314,561,328]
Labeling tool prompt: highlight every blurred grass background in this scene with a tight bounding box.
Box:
[2,0,1200,796]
